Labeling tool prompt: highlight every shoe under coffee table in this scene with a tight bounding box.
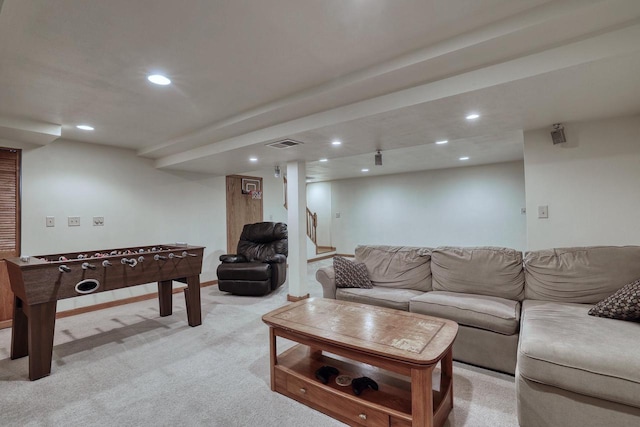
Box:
[262,298,458,427]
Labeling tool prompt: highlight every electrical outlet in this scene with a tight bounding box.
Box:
[93,216,104,226]
[46,216,55,227]
[68,216,80,226]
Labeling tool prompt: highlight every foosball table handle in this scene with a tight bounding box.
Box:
[121,258,137,267]
[82,262,96,270]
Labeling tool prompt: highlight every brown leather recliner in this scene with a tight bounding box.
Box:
[217,222,288,296]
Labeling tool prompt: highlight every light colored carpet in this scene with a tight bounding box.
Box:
[0,260,517,426]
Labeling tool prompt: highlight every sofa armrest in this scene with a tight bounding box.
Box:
[316,266,337,299]
[219,254,247,263]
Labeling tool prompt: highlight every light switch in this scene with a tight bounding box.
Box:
[538,205,549,219]
[46,216,55,227]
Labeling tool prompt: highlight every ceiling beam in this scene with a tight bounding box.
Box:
[155,22,640,171]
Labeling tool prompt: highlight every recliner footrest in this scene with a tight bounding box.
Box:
[218,279,271,296]
[217,262,271,281]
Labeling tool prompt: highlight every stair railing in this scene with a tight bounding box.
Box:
[306,207,317,245]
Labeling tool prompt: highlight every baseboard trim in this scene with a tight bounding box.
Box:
[307,254,335,262]
[0,280,217,329]
[307,253,354,263]
[287,293,310,302]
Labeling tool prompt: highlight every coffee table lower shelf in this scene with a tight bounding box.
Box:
[273,344,452,427]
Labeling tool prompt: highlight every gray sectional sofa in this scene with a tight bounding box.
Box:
[316,244,640,427]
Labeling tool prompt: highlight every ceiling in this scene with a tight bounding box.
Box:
[1,0,640,182]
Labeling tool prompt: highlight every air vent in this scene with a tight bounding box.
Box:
[266,139,304,149]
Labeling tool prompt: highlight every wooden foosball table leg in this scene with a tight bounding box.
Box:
[27,301,57,381]
[10,296,28,359]
[184,275,201,327]
[158,280,173,316]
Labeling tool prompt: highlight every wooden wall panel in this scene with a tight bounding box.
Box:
[0,261,12,322]
[0,148,20,323]
[225,175,263,254]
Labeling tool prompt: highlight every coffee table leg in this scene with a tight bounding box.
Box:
[269,327,277,391]
[412,365,434,427]
[441,347,454,411]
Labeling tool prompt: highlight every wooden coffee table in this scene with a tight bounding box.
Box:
[262,298,458,427]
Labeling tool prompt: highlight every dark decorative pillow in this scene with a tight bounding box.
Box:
[334,256,373,289]
[588,278,640,322]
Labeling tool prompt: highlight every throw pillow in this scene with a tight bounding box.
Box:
[334,256,373,289]
[588,278,640,322]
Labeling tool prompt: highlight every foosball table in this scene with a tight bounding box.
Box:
[4,244,205,380]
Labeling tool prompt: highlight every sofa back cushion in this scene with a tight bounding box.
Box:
[354,245,432,292]
[524,246,640,303]
[431,246,525,300]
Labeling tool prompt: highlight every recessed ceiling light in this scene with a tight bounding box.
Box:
[319,158,328,162]
[332,140,342,146]
[249,157,258,162]
[435,140,448,145]
[147,74,171,85]
[459,156,470,161]
[466,113,480,120]
[76,125,94,131]
[361,168,369,172]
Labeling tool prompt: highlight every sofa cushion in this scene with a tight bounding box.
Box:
[409,291,520,335]
[333,256,373,289]
[518,300,640,409]
[355,245,432,292]
[336,287,423,311]
[524,246,640,303]
[588,278,640,322]
[431,246,524,300]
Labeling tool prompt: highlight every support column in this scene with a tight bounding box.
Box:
[286,161,309,301]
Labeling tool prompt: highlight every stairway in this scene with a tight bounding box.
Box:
[306,207,336,255]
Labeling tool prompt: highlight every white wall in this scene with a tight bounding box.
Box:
[524,115,640,250]
[329,161,526,253]
[255,172,288,224]
[20,140,227,311]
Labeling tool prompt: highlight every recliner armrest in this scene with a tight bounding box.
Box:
[219,254,247,263]
[265,254,287,264]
